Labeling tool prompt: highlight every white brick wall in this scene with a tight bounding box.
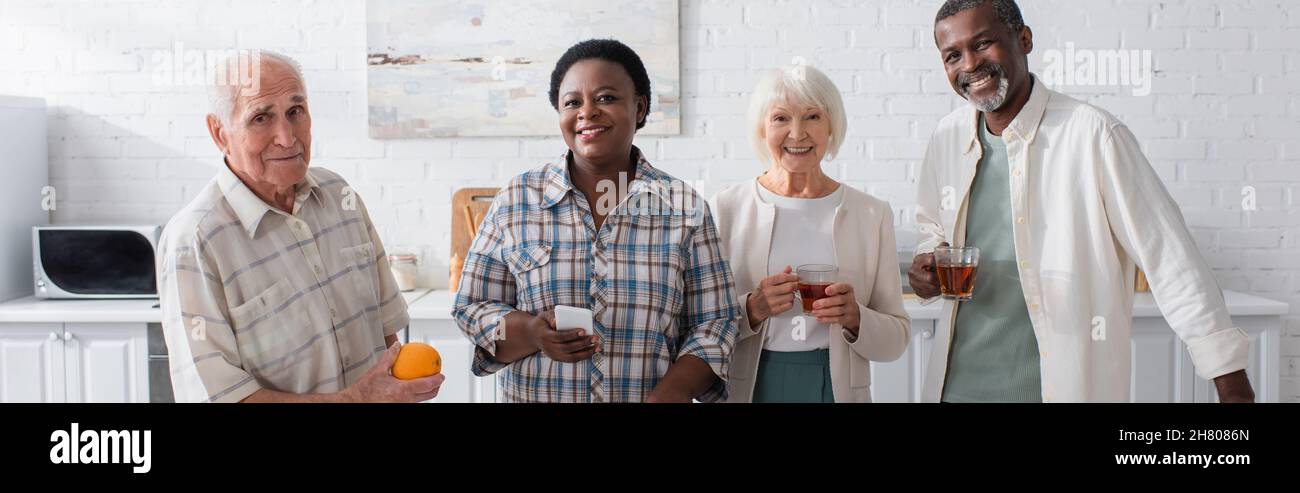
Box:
[0,0,1297,401]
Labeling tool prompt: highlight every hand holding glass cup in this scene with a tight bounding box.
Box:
[796,264,838,313]
[934,246,980,301]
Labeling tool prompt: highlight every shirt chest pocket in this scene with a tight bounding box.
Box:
[340,242,381,307]
[609,236,687,308]
[229,278,318,374]
[504,243,552,308]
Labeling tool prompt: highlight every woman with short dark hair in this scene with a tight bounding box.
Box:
[454,39,741,403]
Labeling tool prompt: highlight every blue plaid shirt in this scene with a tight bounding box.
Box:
[453,149,739,402]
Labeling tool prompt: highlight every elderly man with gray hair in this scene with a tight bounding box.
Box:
[909,0,1253,403]
[156,50,444,402]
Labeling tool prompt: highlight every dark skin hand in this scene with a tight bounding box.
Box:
[1214,370,1255,403]
[645,354,716,403]
[908,242,948,299]
[490,310,599,365]
[525,310,600,362]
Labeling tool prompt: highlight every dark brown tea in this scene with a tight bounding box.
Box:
[799,283,833,313]
[936,264,977,300]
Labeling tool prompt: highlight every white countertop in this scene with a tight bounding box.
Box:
[0,289,432,324]
[0,297,164,323]
[0,289,1285,324]
[408,289,457,320]
[1134,290,1290,317]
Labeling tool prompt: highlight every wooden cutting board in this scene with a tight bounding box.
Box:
[450,187,498,290]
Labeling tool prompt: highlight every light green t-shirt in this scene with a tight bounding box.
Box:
[941,115,1042,403]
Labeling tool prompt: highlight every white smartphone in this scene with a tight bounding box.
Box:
[553,305,594,335]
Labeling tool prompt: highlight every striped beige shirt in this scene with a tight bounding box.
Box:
[157,163,408,403]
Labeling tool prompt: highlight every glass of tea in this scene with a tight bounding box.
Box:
[934,246,979,301]
[796,264,838,314]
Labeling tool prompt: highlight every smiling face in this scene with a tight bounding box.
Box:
[763,99,831,173]
[556,59,647,168]
[208,59,311,192]
[934,2,1033,113]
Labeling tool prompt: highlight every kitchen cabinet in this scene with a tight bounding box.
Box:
[0,323,64,402]
[0,321,148,403]
[869,319,936,403]
[62,323,149,403]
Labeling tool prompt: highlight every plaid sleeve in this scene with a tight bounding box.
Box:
[675,200,741,402]
[157,226,261,403]
[453,195,519,377]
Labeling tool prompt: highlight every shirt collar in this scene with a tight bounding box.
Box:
[539,146,671,209]
[217,160,322,239]
[964,74,1050,154]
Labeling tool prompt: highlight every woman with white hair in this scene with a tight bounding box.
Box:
[711,65,910,403]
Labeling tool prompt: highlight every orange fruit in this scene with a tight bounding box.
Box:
[392,342,442,380]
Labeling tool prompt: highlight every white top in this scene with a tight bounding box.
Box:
[712,179,910,403]
[916,76,1252,402]
[756,185,842,352]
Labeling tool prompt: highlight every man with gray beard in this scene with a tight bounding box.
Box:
[908,0,1254,403]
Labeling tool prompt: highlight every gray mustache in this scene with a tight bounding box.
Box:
[959,65,1005,89]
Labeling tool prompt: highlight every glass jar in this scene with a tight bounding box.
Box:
[388,250,419,292]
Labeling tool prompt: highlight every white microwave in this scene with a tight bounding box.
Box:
[32,225,161,299]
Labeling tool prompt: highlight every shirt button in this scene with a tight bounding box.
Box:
[1020,260,1030,268]
[1016,217,1026,224]
[1030,303,1040,310]
[314,265,324,276]
[330,308,337,318]
[1012,168,1022,177]
[1041,350,1048,358]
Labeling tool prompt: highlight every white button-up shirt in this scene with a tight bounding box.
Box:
[916,76,1249,402]
[157,164,408,403]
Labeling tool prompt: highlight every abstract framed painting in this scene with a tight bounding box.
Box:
[367,0,681,138]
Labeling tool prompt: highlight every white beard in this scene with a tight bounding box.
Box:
[966,75,1011,113]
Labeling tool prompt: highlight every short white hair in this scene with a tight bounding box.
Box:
[207,50,306,124]
[746,64,847,164]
